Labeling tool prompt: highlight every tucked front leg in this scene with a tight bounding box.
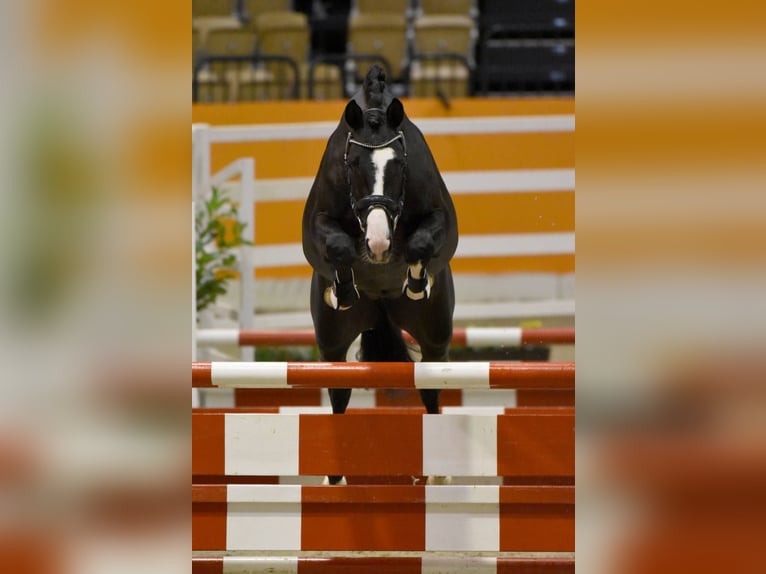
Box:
[403,209,447,300]
[324,267,360,310]
[316,219,361,309]
[403,261,433,301]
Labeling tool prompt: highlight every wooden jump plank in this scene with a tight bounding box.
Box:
[192,410,574,479]
[192,484,574,552]
[192,554,576,573]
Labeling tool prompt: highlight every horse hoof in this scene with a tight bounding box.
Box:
[402,271,432,300]
[324,287,352,310]
[323,475,347,485]
[425,475,453,485]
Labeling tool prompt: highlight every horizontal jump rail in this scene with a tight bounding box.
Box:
[192,554,575,573]
[192,484,574,552]
[192,361,575,390]
[196,327,575,347]
[193,409,574,479]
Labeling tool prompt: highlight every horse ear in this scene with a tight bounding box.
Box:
[344,100,364,130]
[387,98,404,128]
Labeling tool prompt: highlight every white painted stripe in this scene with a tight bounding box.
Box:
[465,327,522,347]
[227,483,303,503]
[225,414,299,475]
[456,232,575,258]
[415,115,574,135]
[414,362,490,389]
[223,556,298,574]
[426,484,501,504]
[348,388,377,408]
[423,414,497,476]
[249,232,574,268]
[460,390,517,408]
[203,114,574,143]
[421,556,497,574]
[454,299,575,321]
[200,388,236,408]
[240,168,574,202]
[425,485,500,551]
[211,361,288,388]
[441,406,506,415]
[443,168,574,195]
[226,484,301,551]
[279,406,332,414]
[196,328,239,346]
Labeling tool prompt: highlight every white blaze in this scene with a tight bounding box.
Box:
[366,147,396,260]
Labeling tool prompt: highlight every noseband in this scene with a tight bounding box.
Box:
[343,122,407,233]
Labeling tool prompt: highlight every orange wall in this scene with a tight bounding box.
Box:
[193,98,575,278]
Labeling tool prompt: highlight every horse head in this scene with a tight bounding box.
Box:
[342,69,406,264]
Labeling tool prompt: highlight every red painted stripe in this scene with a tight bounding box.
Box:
[520,327,575,345]
[499,486,574,553]
[302,485,426,551]
[192,412,224,476]
[238,329,318,346]
[235,388,322,407]
[517,389,575,407]
[191,556,223,574]
[299,413,423,477]
[192,362,213,387]
[497,558,575,574]
[286,362,416,388]
[192,484,227,551]
[490,362,574,390]
[374,388,463,408]
[498,411,575,479]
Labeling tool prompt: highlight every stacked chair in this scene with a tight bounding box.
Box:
[347,0,410,84]
[410,0,476,98]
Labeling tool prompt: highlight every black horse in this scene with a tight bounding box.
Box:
[302,67,458,479]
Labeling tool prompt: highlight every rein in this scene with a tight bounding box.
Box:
[344,127,408,233]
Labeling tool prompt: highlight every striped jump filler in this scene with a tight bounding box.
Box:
[193,483,574,552]
[194,411,574,480]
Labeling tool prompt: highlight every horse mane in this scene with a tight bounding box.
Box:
[363,65,388,130]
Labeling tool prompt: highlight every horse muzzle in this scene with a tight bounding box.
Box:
[364,207,392,263]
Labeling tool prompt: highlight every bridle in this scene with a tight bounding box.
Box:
[343,113,408,233]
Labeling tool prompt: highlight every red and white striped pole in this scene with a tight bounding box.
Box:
[192,361,575,390]
[196,326,575,347]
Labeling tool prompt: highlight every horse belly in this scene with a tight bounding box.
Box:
[353,262,407,299]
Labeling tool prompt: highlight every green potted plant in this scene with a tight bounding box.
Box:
[195,187,252,314]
